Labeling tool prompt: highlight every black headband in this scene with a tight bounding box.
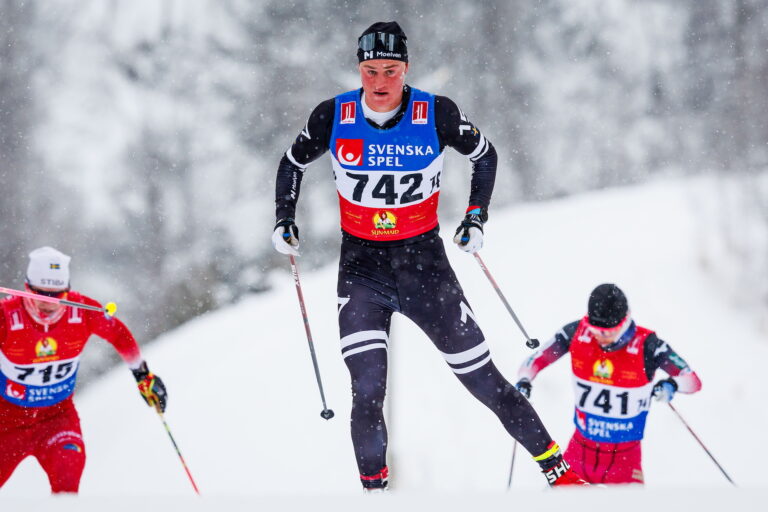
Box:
[357,21,408,63]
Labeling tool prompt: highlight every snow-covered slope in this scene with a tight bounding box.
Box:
[2,178,766,498]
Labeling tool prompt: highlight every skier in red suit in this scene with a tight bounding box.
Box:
[515,284,702,485]
[0,247,167,494]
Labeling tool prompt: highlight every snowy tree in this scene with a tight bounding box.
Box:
[1,0,764,384]
[0,1,37,283]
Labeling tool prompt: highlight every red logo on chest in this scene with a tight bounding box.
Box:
[412,101,428,124]
[340,101,356,124]
[6,380,26,400]
[336,139,364,166]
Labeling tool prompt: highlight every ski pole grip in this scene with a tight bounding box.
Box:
[526,338,540,349]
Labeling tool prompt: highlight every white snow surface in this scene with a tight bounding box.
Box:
[1,178,766,508]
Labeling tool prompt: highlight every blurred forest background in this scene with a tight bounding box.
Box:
[1,0,766,382]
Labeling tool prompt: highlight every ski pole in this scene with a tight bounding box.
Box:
[472,254,540,349]
[151,404,201,495]
[506,440,519,490]
[0,286,117,317]
[288,255,335,420]
[668,402,736,486]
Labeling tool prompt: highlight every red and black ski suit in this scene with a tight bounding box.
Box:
[518,318,702,484]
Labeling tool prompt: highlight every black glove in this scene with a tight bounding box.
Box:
[453,207,488,253]
[132,361,168,413]
[652,377,677,403]
[515,378,532,399]
[272,217,300,256]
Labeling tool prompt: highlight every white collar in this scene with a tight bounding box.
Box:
[361,93,400,126]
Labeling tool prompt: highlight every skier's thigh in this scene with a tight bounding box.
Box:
[0,428,31,488]
[337,287,393,360]
[603,445,643,485]
[402,275,489,370]
[36,442,85,493]
[34,414,86,494]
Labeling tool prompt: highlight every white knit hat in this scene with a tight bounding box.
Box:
[26,246,71,290]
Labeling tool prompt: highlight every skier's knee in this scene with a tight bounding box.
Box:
[351,374,386,411]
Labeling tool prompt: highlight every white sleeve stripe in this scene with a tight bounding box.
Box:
[286,147,308,170]
[451,354,492,374]
[440,341,489,365]
[466,133,487,161]
[340,330,388,349]
[342,343,388,359]
[469,139,489,162]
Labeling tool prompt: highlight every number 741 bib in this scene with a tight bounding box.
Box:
[572,376,653,442]
[569,317,656,443]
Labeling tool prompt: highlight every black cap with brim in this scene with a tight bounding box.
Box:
[357,21,408,63]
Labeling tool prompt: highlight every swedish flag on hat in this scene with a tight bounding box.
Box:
[26,246,71,290]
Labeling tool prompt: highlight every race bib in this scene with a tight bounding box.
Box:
[0,350,80,407]
[335,155,443,207]
[330,88,444,241]
[572,376,653,442]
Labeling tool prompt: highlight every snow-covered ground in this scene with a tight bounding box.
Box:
[1,489,767,512]
[2,178,766,506]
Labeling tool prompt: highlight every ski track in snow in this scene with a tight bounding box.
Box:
[2,178,765,505]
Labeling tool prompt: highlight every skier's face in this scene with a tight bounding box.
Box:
[359,60,408,113]
[35,300,62,316]
[587,316,630,347]
[591,330,620,347]
[25,285,66,316]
